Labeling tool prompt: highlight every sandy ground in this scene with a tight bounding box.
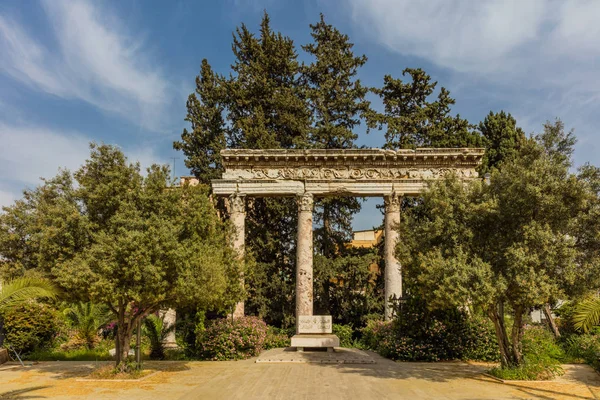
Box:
[1,350,599,399]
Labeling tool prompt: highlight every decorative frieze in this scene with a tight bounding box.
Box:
[224,166,478,181]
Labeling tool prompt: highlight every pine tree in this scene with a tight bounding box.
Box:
[301,14,372,315]
[367,68,481,149]
[478,111,526,174]
[174,60,226,184]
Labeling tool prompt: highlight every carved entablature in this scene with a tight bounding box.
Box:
[213,148,484,197]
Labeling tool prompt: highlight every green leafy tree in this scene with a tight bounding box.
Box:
[175,13,314,327]
[301,15,373,314]
[367,68,481,150]
[0,144,240,369]
[174,59,227,183]
[478,111,526,173]
[398,121,598,367]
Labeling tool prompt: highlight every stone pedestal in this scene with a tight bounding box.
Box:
[160,308,178,349]
[292,315,339,351]
[295,193,314,324]
[229,194,246,319]
[384,192,402,320]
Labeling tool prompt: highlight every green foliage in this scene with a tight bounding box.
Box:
[332,324,353,348]
[313,248,383,327]
[360,301,498,362]
[27,339,114,361]
[367,68,481,150]
[561,330,600,371]
[142,314,176,360]
[0,277,58,311]
[264,326,291,349]
[489,326,564,380]
[198,316,268,360]
[63,302,110,350]
[0,144,240,367]
[573,297,600,333]
[398,121,598,367]
[2,301,61,354]
[478,111,526,173]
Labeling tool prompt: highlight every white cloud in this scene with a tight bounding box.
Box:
[0,0,171,131]
[346,0,600,167]
[0,123,165,209]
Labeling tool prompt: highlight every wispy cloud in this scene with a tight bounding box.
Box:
[0,0,171,131]
[346,0,600,166]
[0,122,164,209]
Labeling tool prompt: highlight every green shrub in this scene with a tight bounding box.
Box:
[489,325,565,381]
[360,299,499,362]
[332,324,353,348]
[198,316,268,360]
[561,331,600,370]
[142,314,176,360]
[2,301,62,354]
[27,339,114,361]
[264,326,290,349]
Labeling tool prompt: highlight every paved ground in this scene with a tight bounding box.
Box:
[1,350,600,399]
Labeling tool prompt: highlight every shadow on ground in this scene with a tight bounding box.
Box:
[0,385,50,399]
[2,360,191,380]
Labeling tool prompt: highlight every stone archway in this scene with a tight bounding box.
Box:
[211,148,484,340]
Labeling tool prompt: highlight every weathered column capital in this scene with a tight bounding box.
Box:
[297,192,314,212]
[229,193,246,214]
[384,191,403,213]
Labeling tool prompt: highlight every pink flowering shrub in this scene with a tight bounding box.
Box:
[198,316,268,360]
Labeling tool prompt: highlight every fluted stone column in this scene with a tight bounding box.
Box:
[295,192,314,330]
[384,192,402,320]
[229,193,246,319]
[160,308,177,348]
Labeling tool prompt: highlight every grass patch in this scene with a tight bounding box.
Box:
[488,362,564,381]
[27,347,113,361]
[87,365,153,380]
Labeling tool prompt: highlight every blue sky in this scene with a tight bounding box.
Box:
[1,0,600,230]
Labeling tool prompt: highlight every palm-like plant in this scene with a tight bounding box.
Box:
[0,277,58,312]
[142,314,176,360]
[574,297,600,333]
[63,302,111,349]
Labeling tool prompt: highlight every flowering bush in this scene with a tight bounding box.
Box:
[361,299,499,362]
[198,316,268,360]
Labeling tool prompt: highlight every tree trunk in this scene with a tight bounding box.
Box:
[488,302,517,368]
[510,306,525,366]
[543,303,561,338]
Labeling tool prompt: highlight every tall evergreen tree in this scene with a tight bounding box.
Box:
[174,60,226,184]
[301,14,372,315]
[478,111,526,174]
[367,68,481,149]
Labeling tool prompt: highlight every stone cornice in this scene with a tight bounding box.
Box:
[221,148,485,168]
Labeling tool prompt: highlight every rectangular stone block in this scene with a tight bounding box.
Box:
[297,315,332,334]
[291,334,340,348]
